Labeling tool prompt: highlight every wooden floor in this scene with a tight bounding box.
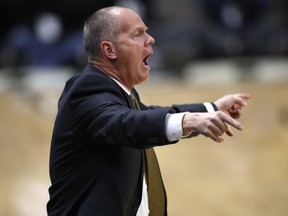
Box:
[1,80,288,216]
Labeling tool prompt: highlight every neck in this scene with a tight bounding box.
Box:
[89,59,133,90]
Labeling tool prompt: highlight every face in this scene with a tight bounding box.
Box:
[113,8,155,88]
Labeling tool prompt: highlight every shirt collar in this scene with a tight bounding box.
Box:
[109,76,131,96]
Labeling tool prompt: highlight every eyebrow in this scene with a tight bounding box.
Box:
[134,26,148,33]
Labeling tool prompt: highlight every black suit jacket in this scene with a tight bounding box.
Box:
[47,64,211,216]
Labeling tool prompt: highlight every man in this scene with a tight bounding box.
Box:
[47,6,250,216]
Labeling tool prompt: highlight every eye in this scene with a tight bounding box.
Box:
[133,29,145,38]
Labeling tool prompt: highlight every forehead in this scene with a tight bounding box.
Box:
[117,8,147,32]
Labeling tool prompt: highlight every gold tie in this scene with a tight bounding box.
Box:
[130,93,167,216]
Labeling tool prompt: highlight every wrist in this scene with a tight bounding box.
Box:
[182,113,197,136]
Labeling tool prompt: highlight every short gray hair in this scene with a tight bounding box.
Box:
[83,7,121,59]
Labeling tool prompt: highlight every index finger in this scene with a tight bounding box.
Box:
[237,93,251,99]
[235,93,251,106]
[220,112,244,131]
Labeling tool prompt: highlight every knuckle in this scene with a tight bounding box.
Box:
[202,128,210,136]
[207,122,214,130]
[214,111,222,117]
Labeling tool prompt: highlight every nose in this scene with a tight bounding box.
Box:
[146,33,155,46]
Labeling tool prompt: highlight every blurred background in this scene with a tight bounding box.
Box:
[0,0,288,215]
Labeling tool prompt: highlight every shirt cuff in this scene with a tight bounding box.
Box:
[203,102,216,113]
[165,112,186,142]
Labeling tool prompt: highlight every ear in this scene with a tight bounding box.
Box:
[100,41,116,59]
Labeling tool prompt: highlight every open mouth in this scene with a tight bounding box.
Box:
[143,56,149,66]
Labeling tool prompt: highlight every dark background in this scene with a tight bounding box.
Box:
[1,0,288,75]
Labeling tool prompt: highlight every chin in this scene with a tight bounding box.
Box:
[135,76,149,86]
[142,73,150,81]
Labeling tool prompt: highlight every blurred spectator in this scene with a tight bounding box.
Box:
[0,0,288,74]
[197,0,277,57]
[0,0,115,68]
[0,0,158,69]
[147,0,288,76]
[2,13,84,67]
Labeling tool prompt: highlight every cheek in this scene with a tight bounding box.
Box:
[125,50,139,65]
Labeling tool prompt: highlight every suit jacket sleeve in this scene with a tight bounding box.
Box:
[67,71,177,149]
[132,88,217,114]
